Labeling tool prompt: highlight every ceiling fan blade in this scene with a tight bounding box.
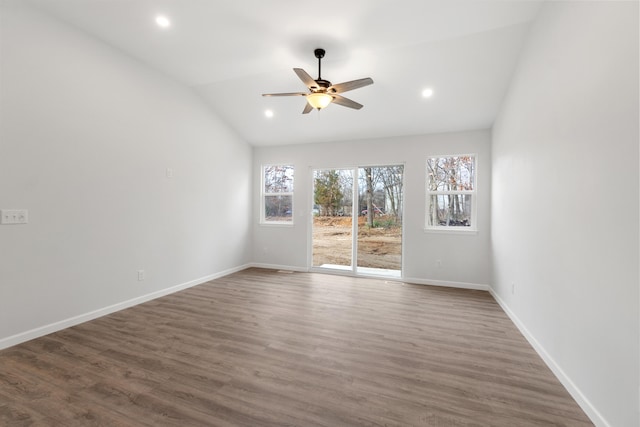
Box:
[302,102,313,114]
[332,94,363,110]
[328,77,373,94]
[293,68,319,90]
[262,92,307,97]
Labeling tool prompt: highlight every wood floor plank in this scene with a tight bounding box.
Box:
[0,268,592,426]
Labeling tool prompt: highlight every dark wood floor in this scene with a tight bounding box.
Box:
[0,268,592,426]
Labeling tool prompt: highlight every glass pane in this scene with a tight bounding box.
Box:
[264,165,294,193]
[427,156,475,192]
[312,169,353,268]
[264,195,292,221]
[427,194,472,227]
[357,166,403,274]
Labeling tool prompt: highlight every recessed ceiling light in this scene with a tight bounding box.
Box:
[155,15,171,29]
[265,110,274,118]
[422,88,434,98]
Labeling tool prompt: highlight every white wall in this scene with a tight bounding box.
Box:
[0,2,253,347]
[491,2,639,426]
[253,130,492,288]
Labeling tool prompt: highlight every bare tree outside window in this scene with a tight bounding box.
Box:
[426,155,475,228]
[378,165,403,220]
[356,166,403,228]
[263,165,294,223]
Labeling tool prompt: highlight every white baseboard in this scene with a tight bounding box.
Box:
[0,263,251,351]
[489,287,609,427]
[248,262,309,272]
[403,276,489,291]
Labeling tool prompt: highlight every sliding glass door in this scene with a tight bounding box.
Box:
[311,165,403,278]
[356,166,403,277]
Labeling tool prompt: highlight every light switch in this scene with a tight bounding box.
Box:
[1,209,28,224]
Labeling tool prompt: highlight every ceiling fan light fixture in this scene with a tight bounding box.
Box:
[306,92,333,110]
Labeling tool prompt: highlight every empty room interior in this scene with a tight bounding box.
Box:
[0,1,638,426]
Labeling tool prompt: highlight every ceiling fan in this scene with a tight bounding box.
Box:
[262,48,374,114]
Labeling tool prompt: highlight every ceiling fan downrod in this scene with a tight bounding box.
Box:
[313,48,332,90]
[315,48,325,80]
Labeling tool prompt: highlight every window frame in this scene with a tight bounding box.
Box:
[261,164,295,226]
[424,154,477,233]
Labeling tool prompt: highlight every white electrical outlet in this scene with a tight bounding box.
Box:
[1,209,28,224]
[137,270,145,281]
[166,168,174,178]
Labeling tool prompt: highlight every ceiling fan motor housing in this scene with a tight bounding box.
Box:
[315,79,331,90]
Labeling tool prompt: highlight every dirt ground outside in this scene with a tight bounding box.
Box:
[312,216,402,270]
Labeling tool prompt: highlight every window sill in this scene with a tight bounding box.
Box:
[260,222,294,227]
[423,227,478,235]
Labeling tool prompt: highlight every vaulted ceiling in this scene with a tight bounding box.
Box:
[26,0,543,146]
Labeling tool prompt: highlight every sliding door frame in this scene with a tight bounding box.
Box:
[308,162,405,279]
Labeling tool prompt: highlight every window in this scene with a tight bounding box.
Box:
[426,155,476,230]
[262,165,294,224]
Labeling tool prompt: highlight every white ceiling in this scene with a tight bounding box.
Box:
[26,0,543,146]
